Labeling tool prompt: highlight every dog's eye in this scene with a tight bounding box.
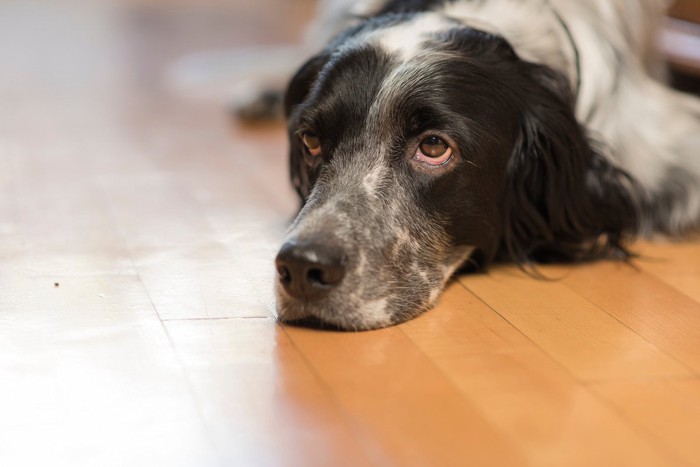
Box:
[301,132,322,157]
[416,136,452,165]
[420,136,449,157]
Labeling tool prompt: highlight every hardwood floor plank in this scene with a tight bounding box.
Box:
[401,283,676,466]
[635,239,700,275]
[635,239,700,303]
[0,276,217,467]
[283,323,529,467]
[562,261,700,375]
[164,318,371,467]
[97,124,277,320]
[654,274,700,303]
[591,378,700,467]
[459,267,691,382]
[399,281,533,357]
[10,140,137,278]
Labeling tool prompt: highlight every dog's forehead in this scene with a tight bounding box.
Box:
[312,13,457,101]
[305,22,461,141]
[302,45,392,134]
[369,13,455,60]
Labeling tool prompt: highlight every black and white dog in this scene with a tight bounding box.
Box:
[264,0,700,330]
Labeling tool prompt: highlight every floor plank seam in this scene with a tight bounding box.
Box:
[457,276,690,464]
[561,277,697,378]
[456,276,589,381]
[160,321,225,467]
[643,267,700,307]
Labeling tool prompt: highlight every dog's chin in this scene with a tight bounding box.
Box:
[274,283,404,332]
[275,297,397,332]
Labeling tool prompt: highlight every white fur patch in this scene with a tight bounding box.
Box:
[440,0,577,88]
[360,297,391,327]
[374,14,452,61]
[362,164,385,198]
[442,246,476,280]
[348,0,386,16]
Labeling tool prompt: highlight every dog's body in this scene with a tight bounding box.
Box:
[269,0,700,330]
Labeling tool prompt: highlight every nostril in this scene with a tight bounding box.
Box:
[307,265,344,287]
[306,268,324,286]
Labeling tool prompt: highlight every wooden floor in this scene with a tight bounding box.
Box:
[1,1,699,466]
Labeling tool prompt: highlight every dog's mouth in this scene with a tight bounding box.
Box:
[274,276,398,331]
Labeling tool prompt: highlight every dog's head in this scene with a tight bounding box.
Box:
[275,13,638,330]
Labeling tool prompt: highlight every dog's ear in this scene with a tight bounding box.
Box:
[284,53,329,203]
[284,52,329,117]
[501,64,640,264]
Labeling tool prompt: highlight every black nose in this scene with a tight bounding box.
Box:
[275,239,346,301]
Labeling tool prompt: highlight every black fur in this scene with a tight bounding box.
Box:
[499,61,640,265]
[376,0,455,15]
[285,25,640,269]
[277,10,646,329]
[284,52,330,199]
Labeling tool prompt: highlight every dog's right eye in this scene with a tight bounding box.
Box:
[415,135,453,166]
[301,132,322,157]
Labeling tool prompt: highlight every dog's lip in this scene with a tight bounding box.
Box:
[276,306,393,332]
[274,296,347,331]
[278,315,348,331]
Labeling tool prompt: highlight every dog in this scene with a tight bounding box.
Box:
[257,0,700,331]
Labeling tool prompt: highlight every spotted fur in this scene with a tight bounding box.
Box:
[274,0,700,330]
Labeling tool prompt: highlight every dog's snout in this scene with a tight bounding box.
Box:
[275,240,346,301]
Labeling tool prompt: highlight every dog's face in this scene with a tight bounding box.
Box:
[274,14,637,330]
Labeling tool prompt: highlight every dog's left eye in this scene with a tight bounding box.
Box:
[415,136,453,165]
[301,132,322,157]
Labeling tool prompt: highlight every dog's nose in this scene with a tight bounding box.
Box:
[275,240,346,301]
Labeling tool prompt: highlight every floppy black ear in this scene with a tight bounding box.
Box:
[500,64,640,264]
[284,53,329,202]
[284,53,329,117]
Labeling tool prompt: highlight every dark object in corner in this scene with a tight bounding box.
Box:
[670,69,700,96]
